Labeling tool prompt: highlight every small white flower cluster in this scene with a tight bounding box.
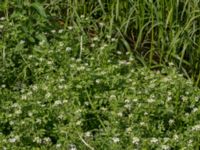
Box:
[150,137,159,144]
[45,92,51,98]
[132,137,140,145]
[68,26,73,30]
[53,100,62,106]
[84,131,92,138]
[192,124,200,131]
[43,137,51,144]
[109,95,116,100]
[147,98,155,103]
[66,47,72,52]
[0,17,5,20]
[161,145,170,150]
[69,144,77,150]
[33,137,42,144]
[0,24,4,29]
[112,137,120,143]
[8,136,20,143]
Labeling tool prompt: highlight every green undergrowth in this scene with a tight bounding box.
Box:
[1,47,200,149]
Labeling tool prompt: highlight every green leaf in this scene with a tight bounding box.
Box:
[31,2,47,18]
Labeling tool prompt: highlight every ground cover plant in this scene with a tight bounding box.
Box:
[0,0,200,149]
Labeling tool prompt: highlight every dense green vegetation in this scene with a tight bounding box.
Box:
[0,1,200,149]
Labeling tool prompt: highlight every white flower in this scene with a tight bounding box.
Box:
[117,51,122,55]
[68,26,73,30]
[1,84,6,88]
[111,38,116,42]
[132,137,140,145]
[112,137,120,143]
[162,77,171,82]
[58,114,64,120]
[192,124,200,131]
[43,137,51,143]
[147,98,155,103]
[84,131,91,138]
[100,107,107,111]
[28,112,33,116]
[125,127,132,133]
[161,145,170,150]
[59,42,64,47]
[106,35,111,39]
[39,40,45,46]
[58,29,64,33]
[58,85,64,89]
[119,60,127,65]
[182,96,188,101]
[12,103,19,108]
[8,136,19,143]
[84,101,89,106]
[39,58,44,62]
[168,119,174,125]
[36,119,42,124]
[140,122,146,126]
[45,92,51,98]
[9,121,14,125]
[69,144,77,150]
[8,138,17,143]
[133,99,138,102]
[95,79,100,84]
[76,58,82,62]
[195,97,199,102]
[90,43,95,47]
[76,120,82,125]
[173,134,179,141]
[129,57,134,61]
[117,112,123,117]
[124,104,131,109]
[66,47,72,52]
[80,15,85,18]
[168,62,174,66]
[56,144,61,148]
[99,22,104,27]
[167,96,172,102]
[163,137,170,143]
[125,99,130,103]
[92,36,99,41]
[15,109,22,115]
[32,85,38,91]
[51,30,56,33]
[27,91,32,96]
[54,100,62,106]
[63,100,68,103]
[188,139,193,145]
[19,40,25,44]
[185,113,189,117]
[0,17,5,20]
[110,95,116,100]
[150,137,159,144]
[192,108,198,113]
[33,137,42,144]
[77,66,85,71]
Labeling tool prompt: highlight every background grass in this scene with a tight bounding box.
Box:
[1,0,199,86]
